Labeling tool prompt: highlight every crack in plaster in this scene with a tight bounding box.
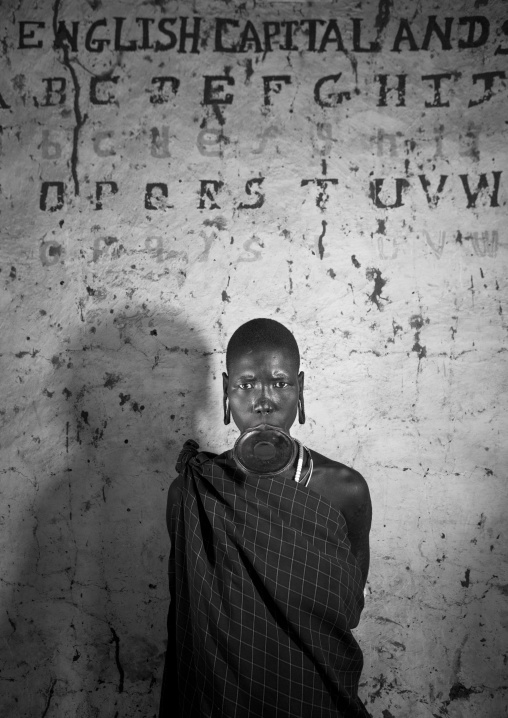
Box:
[317,220,327,260]
[41,678,56,718]
[52,0,86,196]
[109,626,125,693]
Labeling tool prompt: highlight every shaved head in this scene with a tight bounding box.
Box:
[226,318,300,372]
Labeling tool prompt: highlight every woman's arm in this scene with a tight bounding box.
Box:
[332,468,372,589]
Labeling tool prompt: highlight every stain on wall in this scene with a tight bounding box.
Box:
[0,1,507,716]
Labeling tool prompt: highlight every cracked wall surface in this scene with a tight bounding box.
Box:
[0,0,507,716]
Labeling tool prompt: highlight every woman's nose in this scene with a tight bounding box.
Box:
[253,390,274,414]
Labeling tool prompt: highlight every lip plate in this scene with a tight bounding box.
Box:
[233,424,297,477]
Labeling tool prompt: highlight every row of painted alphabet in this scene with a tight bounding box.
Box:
[2,71,505,111]
[37,125,474,161]
[36,172,503,211]
[37,230,499,268]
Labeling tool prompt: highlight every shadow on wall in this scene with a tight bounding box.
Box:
[2,311,212,718]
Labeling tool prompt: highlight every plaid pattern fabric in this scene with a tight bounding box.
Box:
[160,441,370,718]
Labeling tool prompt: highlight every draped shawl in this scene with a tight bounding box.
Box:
[160,440,370,718]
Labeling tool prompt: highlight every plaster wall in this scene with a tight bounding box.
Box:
[0,1,507,716]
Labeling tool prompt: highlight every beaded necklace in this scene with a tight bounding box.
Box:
[293,439,314,488]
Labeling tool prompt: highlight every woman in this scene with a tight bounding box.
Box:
[160,318,372,717]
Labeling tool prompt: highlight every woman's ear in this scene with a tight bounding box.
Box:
[298,371,305,425]
[298,371,304,399]
[222,372,230,425]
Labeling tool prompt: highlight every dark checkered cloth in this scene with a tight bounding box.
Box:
[160,440,370,718]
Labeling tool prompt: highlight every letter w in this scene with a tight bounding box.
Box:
[459,171,501,208]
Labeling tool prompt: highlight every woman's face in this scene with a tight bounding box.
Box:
[223,345,304,434]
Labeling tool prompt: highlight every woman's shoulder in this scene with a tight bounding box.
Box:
[307,447,371,516]
[309,447,367,486]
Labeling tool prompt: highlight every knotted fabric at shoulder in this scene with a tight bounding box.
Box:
[175,439,199,474]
